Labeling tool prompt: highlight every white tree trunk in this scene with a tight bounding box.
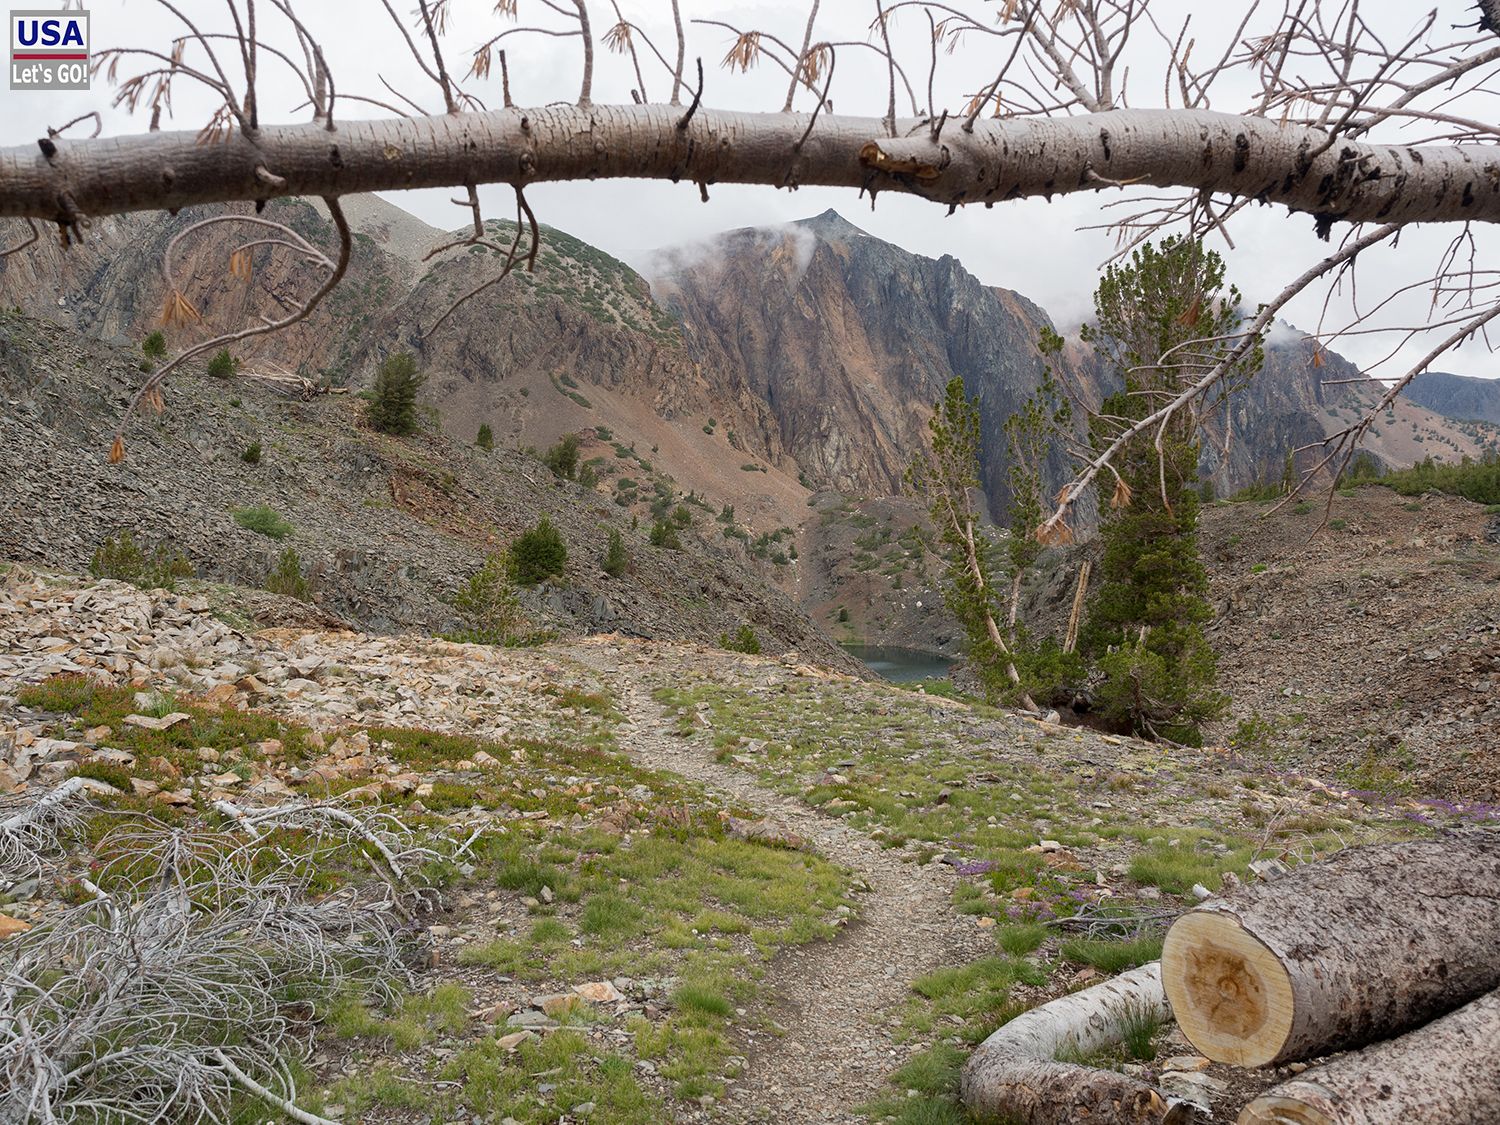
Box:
[1237,989,1500,1125]
[2,106,1496,225]
[960,962,1194,1124]
[1160,834,1500,1068]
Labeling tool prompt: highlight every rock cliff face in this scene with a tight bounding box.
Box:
[650,210,1066,516]
[652,212,1499,517]
[1406,371,1500,427]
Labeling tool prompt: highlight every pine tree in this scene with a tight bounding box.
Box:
[476,423,494,450]
[1079,236,1261,744]
[205,348,239,378]
[508,518,568,585]
[365,352,426,436]
[907,377,1034,709]
[602,528,629,577]
[452,553,524,642]
[542,434,580,479]
[1002,342,1083,701]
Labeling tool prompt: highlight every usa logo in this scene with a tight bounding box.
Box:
[10,9,91,91]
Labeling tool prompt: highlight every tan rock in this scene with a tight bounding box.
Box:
[123,712,193,731]
[573,981,625,1004]
[538,993,582,1018]
[201,683,239,706]
[207,771,244,787]
[1162,1056,1212,1073]
[148,756,181,779]
[244,777,295,801]
[0,913,32,939]
[88,748,136,769]
[471,1000,518,1023]
[726,816,804,850]
[497,1031,535,1050]
[383,773,420,796]
[130,778,161,797]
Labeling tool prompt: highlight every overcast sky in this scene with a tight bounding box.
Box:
[4,0,1499,379]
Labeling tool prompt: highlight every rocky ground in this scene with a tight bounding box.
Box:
[1200,486,1500,801]
[792,494,959,657]
[4,562,1493,1123]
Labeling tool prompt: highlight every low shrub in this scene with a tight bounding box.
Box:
[648,520,681,550]
[90,533,194,591]
[719,624,761,655]
[450,553,525,642]
[232,505,293,539]
[602,528,630,578]
[205,349,239,378]
[542,434,580,479]
[264,548,311,601]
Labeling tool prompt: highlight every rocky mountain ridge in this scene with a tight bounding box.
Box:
[1406,369,1500,426]
[4,197,1498,653]
[0,309,852,666]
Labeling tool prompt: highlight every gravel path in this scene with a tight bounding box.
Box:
[573,649,993,1124]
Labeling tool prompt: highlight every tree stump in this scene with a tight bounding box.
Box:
[1160,833,1500,1067]
[1237,988,1500,1124]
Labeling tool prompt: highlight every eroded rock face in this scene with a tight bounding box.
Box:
[651,210,1071,516]
[1407,370,1500,426]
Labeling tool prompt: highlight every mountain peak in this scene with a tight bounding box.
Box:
[795,209,869,239]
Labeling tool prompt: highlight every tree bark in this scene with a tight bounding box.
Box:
[1160,833,1500,1069]
[1237,989,1500,1125]
[3,105,1498,226]
[960,962,1196,1124]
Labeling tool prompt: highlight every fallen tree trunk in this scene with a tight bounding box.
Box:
[1160,833,1500,1068]
[959,962,1196,1124]
[1237,989,1500,1125]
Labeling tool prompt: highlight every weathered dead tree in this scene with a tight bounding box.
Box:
[960,961,1196,1124]
[1160,833,1500,1068]
[0,800,457,1123]
[1237,989,1500,1125]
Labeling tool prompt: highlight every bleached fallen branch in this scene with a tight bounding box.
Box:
[210,1048,341,1125]
[212,798,444,917]
[960,962,1195,1124]
[0,776,112,882]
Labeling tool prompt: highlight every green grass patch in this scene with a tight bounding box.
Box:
[1059,934,1163,974]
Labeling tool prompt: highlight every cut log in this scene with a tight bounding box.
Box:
[960,962,1197,1124]
[1237,989,1500,1124]
[1160,833,1500,1068]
